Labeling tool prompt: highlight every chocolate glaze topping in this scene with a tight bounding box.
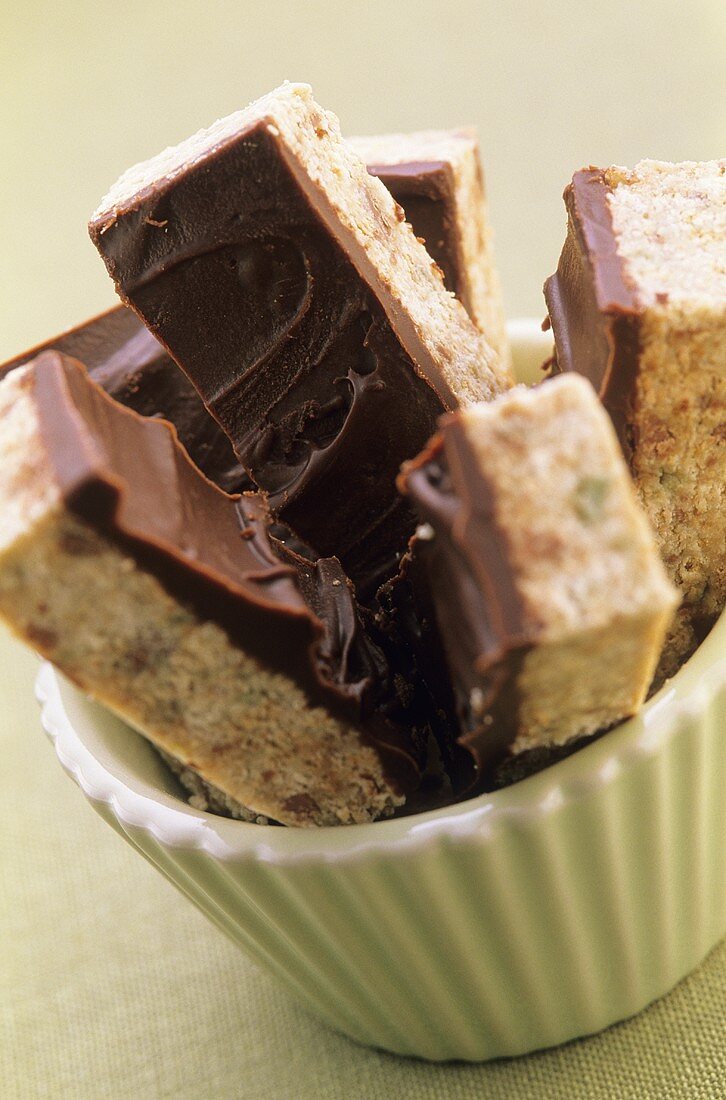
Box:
[400,422,530,781]
[4,155,465,508]
[544,169,642,460]
[90,122,458,597]
[366,160,462,306]
[2,306,250,494]
[32,351,422,790]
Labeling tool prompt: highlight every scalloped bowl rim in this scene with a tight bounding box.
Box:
[35,319,726,865]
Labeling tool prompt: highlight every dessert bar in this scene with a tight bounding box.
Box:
[90,83,511,595]
[544,160,725,676]
[0,352,431,826]
[399,374,679,775]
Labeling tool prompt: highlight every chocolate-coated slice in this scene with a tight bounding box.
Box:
[399,376,678,784]
[544,160,726,678]
[1,307,249,494]
[90,83,509,597]
[0,351,430,826]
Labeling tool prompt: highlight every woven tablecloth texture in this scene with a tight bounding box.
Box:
[1,625,723,1100]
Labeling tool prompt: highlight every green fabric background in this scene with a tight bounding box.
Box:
[1,627,723,1099]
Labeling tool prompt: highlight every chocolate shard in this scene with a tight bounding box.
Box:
[351,128,510,368]
[89,82,510,597]
[0,351,432,827]
[399,375,678,784]
[374,533,473,795]
[544,160,726,678]
[1,307,250,494]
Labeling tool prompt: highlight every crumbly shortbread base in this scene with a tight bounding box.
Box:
[606,160,726,676]
[457,374,678,751]
[157,748,273,824]
[606,159,726,308]
[0,367,402,827]
[93,82,511,405]
[514,612,671,754]
[634,310,725,678]
[350,129,510,369]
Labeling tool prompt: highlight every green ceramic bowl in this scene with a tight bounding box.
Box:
[37,322,726,1061]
